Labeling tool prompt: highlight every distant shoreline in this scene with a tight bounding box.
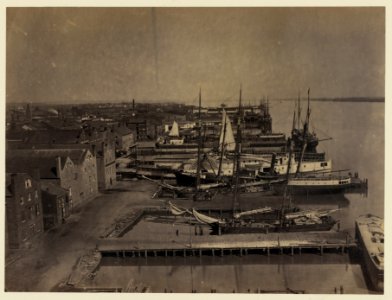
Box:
[278,97,384,103]
[6,97,385,106]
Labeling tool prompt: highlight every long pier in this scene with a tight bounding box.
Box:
[98,231,356,258]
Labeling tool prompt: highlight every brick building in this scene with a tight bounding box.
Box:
[113,124,135,153]
[40,182,71,230]
[6,148,98,209]
[7,128,115,191]
[5,173,44,249]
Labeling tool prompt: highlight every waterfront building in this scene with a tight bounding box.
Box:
[113,124,135,153]
[40,182,71,231]
[5,172,44,249]
[6,148,99,208]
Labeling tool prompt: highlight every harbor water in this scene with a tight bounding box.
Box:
[96,100,384,293]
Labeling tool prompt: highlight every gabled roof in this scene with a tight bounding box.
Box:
[6,149,89,179]
[41,182,68,197]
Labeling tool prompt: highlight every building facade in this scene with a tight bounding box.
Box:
[6,173,44,249]
[41,182,71,231]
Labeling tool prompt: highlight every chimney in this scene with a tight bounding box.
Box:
[56,157,62,177]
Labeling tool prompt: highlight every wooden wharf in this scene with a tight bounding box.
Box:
[97,231,356,258]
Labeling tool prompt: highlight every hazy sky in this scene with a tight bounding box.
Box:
[6,7,385,106]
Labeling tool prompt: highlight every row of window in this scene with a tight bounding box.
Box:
[19,190,39,205]
[20,203,41,222]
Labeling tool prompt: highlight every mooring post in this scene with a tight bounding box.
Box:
[299,247,302,255]
[144,250,147,258]
[291,247,294,256]
[199,249,202,257]
[165,250,168,257]
[220,249,223,257]
[320,246,324,256]
[183,249,186,257]
[267,247,270,256]
[212,249,215,257]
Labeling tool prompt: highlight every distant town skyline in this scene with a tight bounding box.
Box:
[6,7,385,107]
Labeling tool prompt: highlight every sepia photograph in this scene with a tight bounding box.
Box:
[3,2,387,295]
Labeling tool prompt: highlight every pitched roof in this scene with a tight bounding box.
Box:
[40,182,68,197]
[113,125,133,136]
[6,149,88,179]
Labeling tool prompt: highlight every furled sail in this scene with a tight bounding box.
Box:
[219,109,236,152]
[233,207,273,219]
[284,208,339,220]
[192,209,224,225]
[169,121,180,137]
[168,201,190,216]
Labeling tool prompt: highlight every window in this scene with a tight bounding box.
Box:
[27,193,32,202]
[34,190,39,200]
[74,173,78,180]
[320,162,328,167]
[27,207,33,220]
[35,204,40,216]
[20,196,24,205]
[25,179,32,189]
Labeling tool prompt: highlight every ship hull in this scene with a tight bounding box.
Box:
[174,171,218,187]
[210,216,336,235]
[355,216,384,292]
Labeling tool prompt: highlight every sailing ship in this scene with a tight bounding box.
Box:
[156,120,186,146]
[169,88,338,234]
[355,214,384,292]
[269,90,368,195]
[291,90,319,154]
[174,108,246,186]
[168,198,337,235]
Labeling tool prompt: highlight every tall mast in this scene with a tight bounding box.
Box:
[306,88,311,126]
[217,112,227,178]
[292,103,297,133]
[196,88,202,190]
[295,88,310,177]
[297,92,301,130]
[232,87,243,215]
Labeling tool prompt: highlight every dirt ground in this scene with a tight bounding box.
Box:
[5,179,161,292]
